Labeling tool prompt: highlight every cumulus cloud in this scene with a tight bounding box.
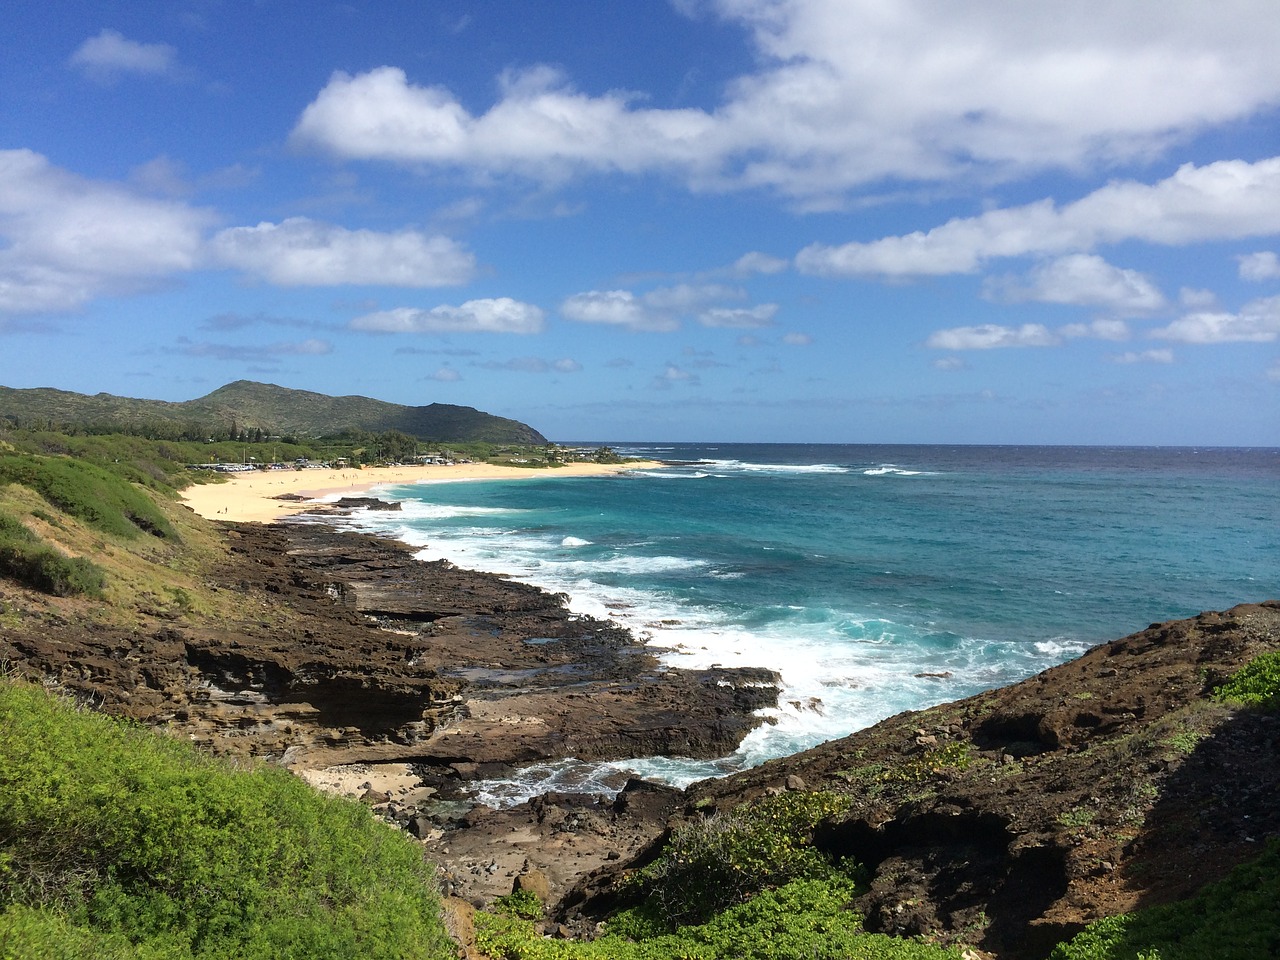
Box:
[1060,319,1131,341]
[932,356,968,371]
[0,149,213,314]
[1239,251,1280,281]
[985,254,1164,313]
[350,298,544,335]
[211,217,475,287]
[925,323,1059,350]
[797,157,1280,278]
[291,3,1280,201]
[561,289,676,332]
[781,331,813,345]
[561,283,764,332]
[69,29,177,81]
[730,251,790,277]
[1150,295,1280,343]
[427,367,462,382]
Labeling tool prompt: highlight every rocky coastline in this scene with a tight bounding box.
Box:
[3,503,1278,958]
[0,512,777,905]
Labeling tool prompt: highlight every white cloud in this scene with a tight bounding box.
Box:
[69,29,177,80]
[932,356,968,371]
[655,364,700,386]
[986,254,1164,313]
[1150,295,1280,343]
[292,3,1280,201]
[561,289,677,332]
[350,298,545,334]
[1268,360,1280,382]
[699,304,778,328]
[1108,348,1174,364]
[1180,287,1219,309]
[211,217,475,287]
[1239,251,1280,281]
[730,251,789,276]
[428,367,462,382]
[561,283,757,332]
[1060,319,1131,341]
[0,149,212,314]
[797,157,1280,278]
[925,323,1059,350]
[781,331,813,346]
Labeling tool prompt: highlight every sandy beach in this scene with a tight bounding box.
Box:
[180,460,658,523]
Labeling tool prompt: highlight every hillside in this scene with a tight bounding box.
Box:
[0,380,547,444]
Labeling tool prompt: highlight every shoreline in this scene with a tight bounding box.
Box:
[180,459,661,523]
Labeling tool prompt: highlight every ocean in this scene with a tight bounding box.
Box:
[324,444,1280,804]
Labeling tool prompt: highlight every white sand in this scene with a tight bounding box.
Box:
[180,460,658,523]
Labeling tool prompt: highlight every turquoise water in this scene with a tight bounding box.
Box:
[328,444,1280,801]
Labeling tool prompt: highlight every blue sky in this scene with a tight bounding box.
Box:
[3,1,1279,444]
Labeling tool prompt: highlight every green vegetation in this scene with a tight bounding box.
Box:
[0,379,547,445]
[622,791,854,928]
[476,876,965,960]
[0,678,453,960]
[0,509,105,597]
[1050,839,1280,960]
[1213,651,1280,710]
[0,454,178,541]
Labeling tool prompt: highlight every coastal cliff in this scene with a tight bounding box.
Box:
[0,518,776,774]
[563,601,1280,958]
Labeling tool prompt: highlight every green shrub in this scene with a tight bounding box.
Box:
[0,679,451,959]
[623,790,855,927]
[0,511,105,597]
[476,876,965,960]
[0,455,177,541]
[1213,651,1280,711]
[1050,839,1280,960]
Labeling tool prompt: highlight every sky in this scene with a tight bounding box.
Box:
[3,1,1280,445]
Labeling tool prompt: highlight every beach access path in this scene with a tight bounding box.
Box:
[180,460,658,522]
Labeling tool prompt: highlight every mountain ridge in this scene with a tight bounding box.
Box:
[0,380,547,444]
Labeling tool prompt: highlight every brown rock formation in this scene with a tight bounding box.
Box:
[564,601,1280,959]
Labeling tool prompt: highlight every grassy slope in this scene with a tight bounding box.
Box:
[0,679,453,960]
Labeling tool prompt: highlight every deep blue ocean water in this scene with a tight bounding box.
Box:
[325,444,1280,803]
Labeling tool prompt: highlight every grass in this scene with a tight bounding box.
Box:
[0,678,453,960]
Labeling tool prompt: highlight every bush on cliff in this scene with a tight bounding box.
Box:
[0,679,452,960]
[621,790,855,928]
[1213,650,1280,711]
[0,510,105,597]
[476,875,965,960]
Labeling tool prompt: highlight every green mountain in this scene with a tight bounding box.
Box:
[0,380,547,444]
